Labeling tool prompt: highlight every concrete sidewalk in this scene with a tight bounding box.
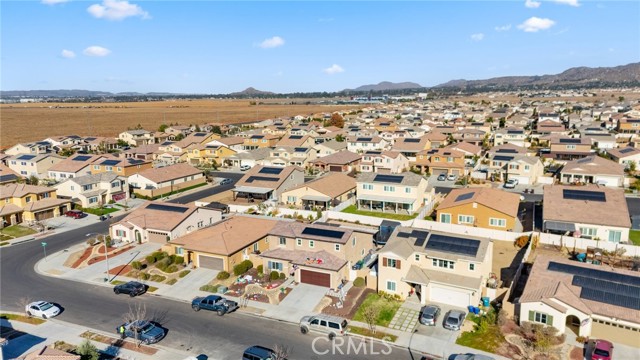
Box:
[1,315,194,360]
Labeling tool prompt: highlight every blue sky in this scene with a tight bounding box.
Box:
[2,0,639,93]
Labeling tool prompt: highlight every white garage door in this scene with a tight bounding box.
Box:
[429,284,471,309]
[510,175,530,185]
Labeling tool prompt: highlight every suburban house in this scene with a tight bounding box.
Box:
[55,172,129,207]
[167,215,279,271]
[559,156,625,187]
[356,172,428,214]
[445,142,483,166]
[0,183,71,225]
[537,121,568,135]
[505,156,545,185]
[359,151,409,174]
[232,165,304,202]
[391,136,431,161]
[452,129,486,146]
[0,165,21,185]
[17,345,80,360]
[243,134,279,150]
[4,141,53,156]
[280,172,356,210]
[7,154,65,179]
[616,118,640,137]
[435,187,522,231]
[186,144,236,166]
[493,128,529,147]
[47,154,106,181]
[311,151,361,173]
[275,134,315,148]
[261,146,317,168]
[424,132,448,148]
[260,221,374,288]
[347,136,389,153]
[121,144,160,161]
[607,147,640,170]
[90,157,153,177]
[547,137,593,161]
[109,201,222,244]
[585,133,617,151]
[313,140,347,157]
[518,255,640,346]
[224,147,272,169]
[414,148,466,176]
[128,163,205,198]
[542,185,630,243]
[210,137,245,153]
[118,130,154,146]
[377,226,493,308]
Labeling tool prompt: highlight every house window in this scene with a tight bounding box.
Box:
[287,196,297,203]
[175,247,184,255]
[94,165,100,170]
[42,192,50,198]
[509,164,519,170]
[524,165,530,171]
[253,243,259,252]
[89,197,98,204]
[387,259,397,268]
[117,167,122,172]
[566,145,576,150]
[447,157,453,162]
[490,218,507,227]
[433,258,455,269]
[386,281,396,292]
[405,187,411,193]
[267,261,283,271]
[579,227,597,239]
[352,237,356,247]
[334,244,341,251]
[362,184,373,190]
[309,240,315,248]
[415,254,420,261]
[469,263,475,271]
[492,161,500,167]
[383,185,395,192]
[440,213,451,223]
[532,311,552,325]
[115,229,126,237]
[458,215,475,224]
[197,221,203,228]
[608,230,622,243]
[435,157,440,162]
[279,237,286,246]
[111,181,119,188]
[25,196,32,203]
[296,238,302,246]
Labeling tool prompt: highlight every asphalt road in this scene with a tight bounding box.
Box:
[0,219,411,360]
[168,171,244,205]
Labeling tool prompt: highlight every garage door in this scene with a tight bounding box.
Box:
[112,192,127,201]
[300,269,331,287]
[329,165,343,172]
[429,284,471,309]
[35,209,55,221]
[147,231,168,244]
[591,319,640,347]
[511,176,530,185]
[199,255,224,270]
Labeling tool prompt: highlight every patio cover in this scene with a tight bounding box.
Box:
[232,186,272,194]
[544,221,576,232]
[301,195,331,202]
[358,194,415,204]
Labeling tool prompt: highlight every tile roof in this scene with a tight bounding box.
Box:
[235,165,302,190]
[20,345,80,360]
[312,151,361,165]
[114,201,200,232]
[437,187,520,218]
[48,155,106,173]
[543,185,630,228]
[561,156,624,177]
[283,172,355,199]
[356,171,425,187]
[269,221,353,244]
[0,183,53,198]
[262,248,348,271]
[135,163,202,184]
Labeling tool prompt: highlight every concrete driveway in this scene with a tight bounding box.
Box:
[154,267,219,299]
[263,283,327,323]
[414,301,468,343]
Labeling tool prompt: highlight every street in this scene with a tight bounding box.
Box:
[167,171,244,204]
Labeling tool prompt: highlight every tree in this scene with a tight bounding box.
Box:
[211,125,222,135]
[328,113,344,128]
[335,134,345,142]
[628,161,637,174]
[194,124,201,132]
[27,175,39,185]
[174,133,185,141]
[122,303,147,347]
[272,344,292,360]
[116,139,129,148]
[76,339,100,360]
[618,96,625,102]
[361,303,380,334]
[158,124,168,132]
[58,147,76,157]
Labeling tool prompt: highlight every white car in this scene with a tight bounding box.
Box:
[240,165,251,171]
[25,301,61,319]
[504,179,518,189]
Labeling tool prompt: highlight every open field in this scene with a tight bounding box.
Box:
[0,99,362,148]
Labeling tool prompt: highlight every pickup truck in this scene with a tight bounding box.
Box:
[191,295,239,316]
[116,320,165,345]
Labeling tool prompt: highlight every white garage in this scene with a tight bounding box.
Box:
[509,175,531,185]
[429,284,472,309]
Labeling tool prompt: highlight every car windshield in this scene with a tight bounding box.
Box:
[594,349,610,357]
[423,313,434,319]
[448,317,459,324]
[141,323,155,333]
[40,303,53,311]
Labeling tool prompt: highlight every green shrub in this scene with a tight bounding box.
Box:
[172,256,184,265]
[256,265,263,274]
[155,257,171,271]
[178,270,190,278]
[145,255,157,264]
[200,284,219,293]
[217,271,230,280]
[165,265,179,273]
[139,272,150,280]
[233,260,253,276]
[0,242,8,246]
[166,278,177,285]
[270,271,280,281]
[279,272,286,280]
[150,274,166,282]
[131,261,142,270]
[353,277,366,287]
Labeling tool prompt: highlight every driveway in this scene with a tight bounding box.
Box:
[154,267,219,300]
[413,301,468,343]
[263,283,327,323]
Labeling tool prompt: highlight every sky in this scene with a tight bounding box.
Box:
[2,0,639,94]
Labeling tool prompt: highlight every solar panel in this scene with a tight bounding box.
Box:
[425,234,480,257]
[397,232,412,238]
[294,147,308,152]
[493,155,514,161]
[365,151,381,155]
[559,138,581,144]
[128,159,145,165]
[84,137,96,141]
[627,119,640,123]
[619,148,635,154]
[194,133,206,137]
[380,122,390,126]
[547,261,640,287]
[507,130,523,134]
[497,149,517,153]
[562,189,606,202]
[72,155,91,161]
[251,135,264,139]
[455,192,475,202]
[146,203,189,213]
[289,135,303,140]
[101,160,120,166]
[301,227,345,239]
[16,155,36,160]
[356,137,372,142]
[259,167,283,175]
[246,176,278,182]
[161,141,173,145]
[580,287,640,310]
[576,157,592,164]
[414,236,427,247]
[572,276,640,297]
[404,138,421,143]
[373,175,403,183]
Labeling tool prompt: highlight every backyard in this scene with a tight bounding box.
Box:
[341,205,417,221]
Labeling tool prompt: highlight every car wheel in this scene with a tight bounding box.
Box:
[129,292,136,297]
[42,314,47,319]
[328,332,336,341]
[217,310,225,316]
[300,326,308,334]
[192,306,200,312]
[114,289,120,295]
[26,311,32,317]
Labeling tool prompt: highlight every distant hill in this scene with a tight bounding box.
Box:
[344,81,423,92]
[229,87,275,96]
[434,62,640,90]
[0,89,115,98]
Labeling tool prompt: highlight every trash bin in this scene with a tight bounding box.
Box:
[481,297,490,307]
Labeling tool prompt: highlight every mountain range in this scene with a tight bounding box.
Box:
[342,81,423,92]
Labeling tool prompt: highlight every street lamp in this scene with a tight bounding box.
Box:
[86,233,110,282]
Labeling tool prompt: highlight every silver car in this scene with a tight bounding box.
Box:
[443,310,466,331]
[449,354,495,360]
[419,304,441,326]
[299,314,348,340]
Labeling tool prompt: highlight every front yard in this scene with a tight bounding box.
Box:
[353,292,401,327]
[629,230,640,245]
[0,225,37,240]
[80,206,119,216]
[341,205,417,221]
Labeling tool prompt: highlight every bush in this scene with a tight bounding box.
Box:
[233,260,253,276]
[155,257,171,271]
[353,277,366,287]
[145,255,157,264]
[131,261,142,270]
[150,274,166,282]
[256,265,263,274]
[217,271,231,280]
[166,278,177,285]
[165,265,179,273]
[172,255,184,265]
[139,272,150,280]
[270,271,280,281]
[76,339,100,360]
[200,284,219,293]
[279,272,286,280]
[179,270,191,278]
[86,238,97,246]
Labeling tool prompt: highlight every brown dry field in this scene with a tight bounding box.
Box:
[0,99,362,148]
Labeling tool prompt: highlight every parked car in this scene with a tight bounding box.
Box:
[299,314,348,340]
[116,320,165,345]
[443,310,466,331]
[419,304,441,326]
[449,354,495,360]
[191,295,239,316]
[25,301,61,319]
[240,165,251,171]
[65,210,86,219]
[447,174,457,181]
[204,201,230,214]
[114,281,147,297]
[437,173,447,181]
[242,345,277,360]
[590,339,613,360]
[504,179,518,189]
[219,178,232,186]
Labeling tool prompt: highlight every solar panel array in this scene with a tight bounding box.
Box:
[101,160,120,166]
[356,137,372,142]
[365,151,381,155]
[16,155,36,160]
[301,227,345,239]
[259,167,283,175]
[194,133,206,137]
[619,148,635,154]
[294,147,308,152]
[128,159,145,165]
[85,137,96,141]
[572,276,640,297]
[455,192,475,202]
[251,135,264,139]
[562,189,606,202]
[373,174,403,184]
[246,176,278,183]
[497,149,517,153]
[493,155,514,162]
[547,262,640,286]
[289,135,303,140]
[627,119,640,123]
[559,138,581,144]
[425,234,480,257]
[72,155,92,161]
[404,138,421,143]
[146,203,189,213]
[580,288,640,310]
[507,130,523,134]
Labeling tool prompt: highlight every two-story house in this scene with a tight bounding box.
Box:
[55,172,129,207]
[377,226,493,308]
[243,134,280,150]
[186,144,237,166]
[232,165,304,202]
[311,151,361,173]
[493,128,529,148]
[275,135,315,148]
[391,136,431,162]
[281,172,356,210]
[7,154,65,179]
[506,156,545,185]
[91,157,153,177]
[118,130,154,146]
[4,142,53,156]
[607,147,640,170]
[47,154,107,182]
[347,136,389,153]
[414,148,466,176]
[559,156,625,187]
[616,118,640,137]
[547,137,593,161]
[313,140,348,157]
[359,151,409,174]
[356,172,428,214]
[0,183,71,225]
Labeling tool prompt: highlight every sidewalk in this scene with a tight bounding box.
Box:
[0,315,193,360]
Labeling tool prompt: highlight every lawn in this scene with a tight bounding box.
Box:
[0,225,36,239]
[81,206,119,216]
[348,325,398,342]
[629,230,640,246]
[456,313,504,353]
[1,313,46,325]
[341,205,417,221]
[353,293,401,327]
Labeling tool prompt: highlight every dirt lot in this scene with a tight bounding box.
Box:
[0,99,362,147]
[492,240,526,289]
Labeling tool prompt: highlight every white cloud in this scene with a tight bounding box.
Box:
[258,36,285,49]
[42,0,69,4]
[61,49,76,58]
[518,17,555,32]
[87,0,149,21]
[551,0,580,6]
[495,24,512,32]
[323,64,344,75]
[525,0,541,8]
[83,46,111,57]
[471,33,485,41]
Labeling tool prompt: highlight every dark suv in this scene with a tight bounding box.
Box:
[116,320,165,344]
[114,281,147,297]
[191,295,238,316]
